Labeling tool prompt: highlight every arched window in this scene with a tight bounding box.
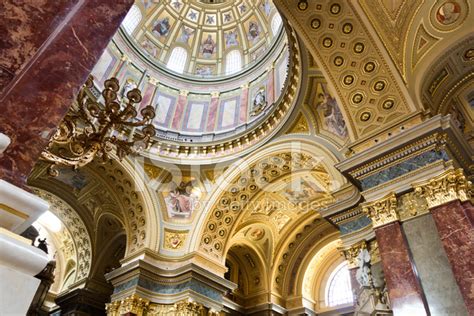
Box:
[225,50,242,75]
[122,5,142,35]
[271,14,283,36]
[167,47,188,74]
[325,261,354,307]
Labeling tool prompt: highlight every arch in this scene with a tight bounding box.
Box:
[225,50,242,75]
[122,5,142,35]
[167,46,188,74]
[192,135,348,265]
[31,188,93,292]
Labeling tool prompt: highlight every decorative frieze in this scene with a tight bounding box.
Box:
[362,193,398,228]
[413,168,472,208]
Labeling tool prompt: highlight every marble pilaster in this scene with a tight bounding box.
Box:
[375,222,428,315]
[430,200,474,313]
[0,0,134,187]
[171,91,188,130]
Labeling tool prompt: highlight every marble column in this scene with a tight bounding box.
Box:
[375,222,428,315]
[412,168,474,313]
[363,194,429,315]
[0,0,134,188]
[430,200,474,313]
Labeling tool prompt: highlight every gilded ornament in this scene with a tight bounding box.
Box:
[352,93,364,104]
[362,193,399,228]
[330,3,342,15]
[341,240,367,269]
[298,0,308,11]
[360,112,371,122]
[382,99,395,110]
[343,75,355,86]
[354,42,365,53]
[364,61,376,73]
[323,37,334,48]
[164,230,187,250]
[334,56,344,66]
[342,23,353,34]
[413,168,472,208]
[373,81,386,92]
[106,294,150,316]
[311,18,321,29]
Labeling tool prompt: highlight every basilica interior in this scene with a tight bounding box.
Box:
[0,0,473,315]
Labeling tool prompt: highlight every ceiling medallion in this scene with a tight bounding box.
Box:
[41,76,156,176]
[334,56,344,67]
[382,99,395,110]
[311,18,321,29]
[360,111,372,121]
[330,3,342,15]
[298,0,309,11]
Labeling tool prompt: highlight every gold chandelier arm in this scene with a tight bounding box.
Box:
[41,142,101,168]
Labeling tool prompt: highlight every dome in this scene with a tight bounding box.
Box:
[89,0,300,163]
[123,0,285,78]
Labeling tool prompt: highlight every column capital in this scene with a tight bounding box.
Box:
[413,168,472,209]
[148,76,159,86]
[106,294,150,316]
[341,240,367,269]
[362,193,399,228]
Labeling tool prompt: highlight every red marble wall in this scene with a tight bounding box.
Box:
[0,1,75,95]
[430,200,474,314]
[0,0,134,187]
[375,222,429,315]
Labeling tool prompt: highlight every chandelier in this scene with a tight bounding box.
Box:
[41,75,156,176]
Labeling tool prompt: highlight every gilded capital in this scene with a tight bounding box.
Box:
[341,241,367,269]
[413,168,472,209]
[362,193,399,228]
[106,294,150,316]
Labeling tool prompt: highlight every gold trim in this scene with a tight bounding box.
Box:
[0,203,29,220]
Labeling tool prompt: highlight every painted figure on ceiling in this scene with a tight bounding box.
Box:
[165,181,198,217]
[261,0,271,16]
[436,1,461,25]
[250,87,267,116]
[248,21,260,43]
[178,26,194,44]
[225,30,239,47]
[201,34,216,58]
[196,65,213,76]
[153,17,171,37]
[318,93,348,138]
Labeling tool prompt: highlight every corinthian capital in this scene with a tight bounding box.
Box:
[413,168,472,208]
[362,193,398,228]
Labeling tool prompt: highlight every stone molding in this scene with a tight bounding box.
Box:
[0,179,49,233]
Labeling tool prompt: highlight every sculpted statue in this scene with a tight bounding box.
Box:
[355,245,371,287]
